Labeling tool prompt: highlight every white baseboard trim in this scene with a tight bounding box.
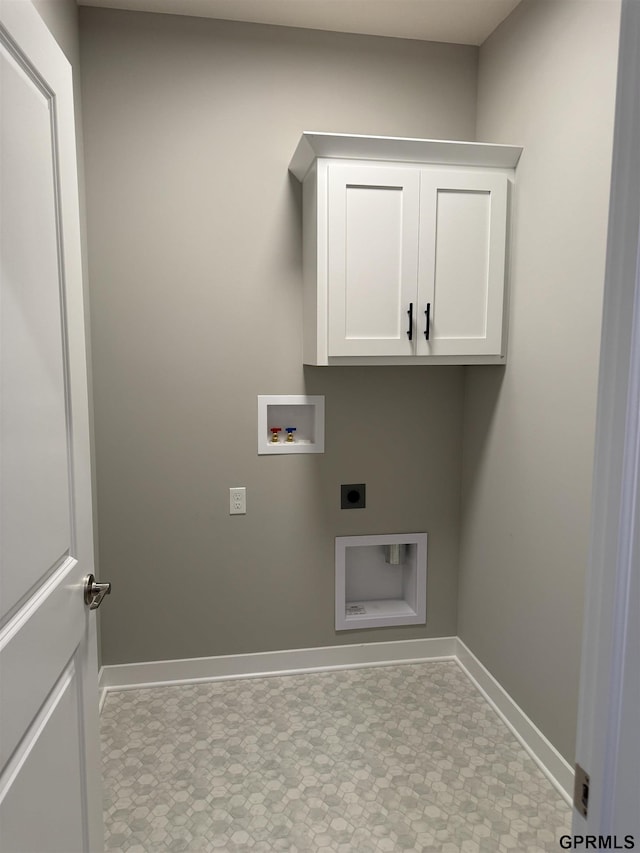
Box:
[99,635,573,804]
[98,675,108,715]
[99,636,457,692]
[455,638,574,805]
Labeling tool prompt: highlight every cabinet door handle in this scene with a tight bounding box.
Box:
[424,303,431,341]
[407,303,413,341]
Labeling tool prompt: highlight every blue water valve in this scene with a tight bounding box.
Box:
[285,427,297,443]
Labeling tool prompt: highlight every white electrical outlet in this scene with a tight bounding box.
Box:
[229,487,246,515]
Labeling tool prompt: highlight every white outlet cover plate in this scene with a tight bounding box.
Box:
[229,486,246,514]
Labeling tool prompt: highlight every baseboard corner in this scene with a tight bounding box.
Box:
[454,637,574,804]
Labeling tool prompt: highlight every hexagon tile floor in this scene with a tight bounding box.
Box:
[100,661,571,852]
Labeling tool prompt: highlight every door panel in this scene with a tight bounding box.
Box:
[328,163,419,356]
[344,185,404,340]
[432,189,490,339]
[1,37,72,619]
[418,170,508,357]
[0,557,82,771]
[0,663,86,853]
[0,3,104,851]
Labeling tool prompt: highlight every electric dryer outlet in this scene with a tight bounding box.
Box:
[341,483,366,509]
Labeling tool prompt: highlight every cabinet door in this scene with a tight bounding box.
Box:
[327,163,419,357]
[417,170,508,357]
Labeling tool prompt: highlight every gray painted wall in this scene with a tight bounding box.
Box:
[458,0,621,762]
[79,9,477,665]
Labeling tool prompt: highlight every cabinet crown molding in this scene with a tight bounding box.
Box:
[289,131,523,181]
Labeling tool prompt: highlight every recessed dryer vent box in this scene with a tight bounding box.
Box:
[258,395,325,455]
[335,532,427,630]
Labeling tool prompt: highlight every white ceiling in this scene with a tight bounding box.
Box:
[77,0,523,46]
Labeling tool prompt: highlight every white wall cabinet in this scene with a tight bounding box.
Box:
[290,133,522,366]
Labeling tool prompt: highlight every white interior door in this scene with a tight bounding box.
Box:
[0,3,105,851]
[327,162,419,357]
[574,0,640,838]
